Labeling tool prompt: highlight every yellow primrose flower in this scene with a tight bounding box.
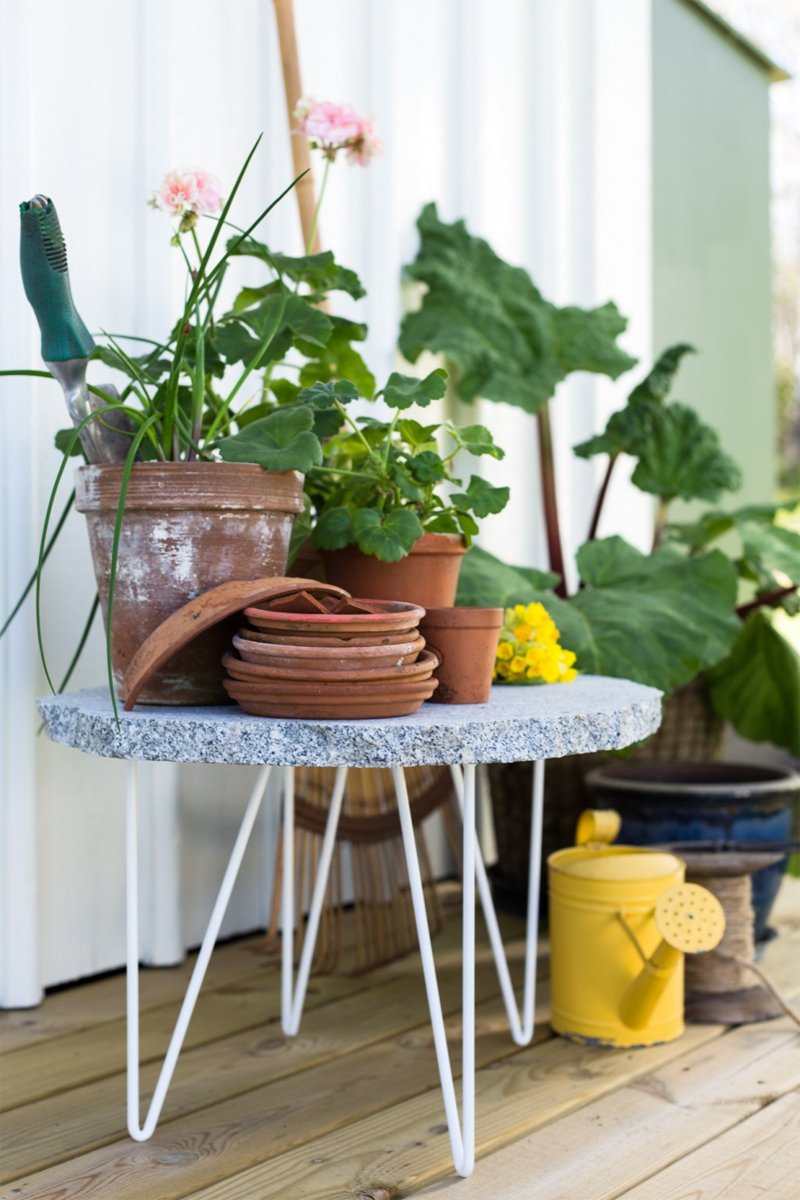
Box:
[496,641,514,660]
[510,655,527,675]
[514,624,532,642]
[513,604,527,620]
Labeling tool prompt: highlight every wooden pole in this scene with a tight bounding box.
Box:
[272,0,321,253]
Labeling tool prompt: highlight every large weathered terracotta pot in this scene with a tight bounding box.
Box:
[75,462,304,705]
[320,532,467,608]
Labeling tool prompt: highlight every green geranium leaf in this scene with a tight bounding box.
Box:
[707,609,800,755]
[452,423,505,459]
[217,405,321,473]
[54,427,84,456]
[400,203,636,414]
[299,379,360,407]
[456,545,561,605]
[383,368,447,410]
[270,250,366,300]
[312,407,344,439]
[270,379,301,406]
[396,419,439,449]
[298,318,376,398]
[352,508,424,562]
[631,404,742,502]
[406,451,446,484]
[312,506,354,551]
[227,237,366,300]
[454,510,480,540]
[425,512,462,536]
[242,292,332,350]
[231,283,278,313]
[451,475,510,518]
[215,320,263,366]
[391,465,425,503]
[571,537,740,691]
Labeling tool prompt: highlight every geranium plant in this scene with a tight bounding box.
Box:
[401,207,800,753]
[292,371,510,562]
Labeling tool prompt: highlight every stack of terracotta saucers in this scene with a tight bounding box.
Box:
[222,587,438,718]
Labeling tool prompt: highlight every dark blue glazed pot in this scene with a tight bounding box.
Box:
[585,762,800,942]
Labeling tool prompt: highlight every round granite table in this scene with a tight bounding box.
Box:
[39,677,661,1177]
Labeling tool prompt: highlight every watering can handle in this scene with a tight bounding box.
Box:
[575,809,621,847]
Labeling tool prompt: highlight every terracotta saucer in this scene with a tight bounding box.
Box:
[240,627,417,649]
[243,599,425,637]
[223,649,437,684]
[223,676,437,701]
[229,688,437,720]
[231,634,425,668]
[122,577,350,710]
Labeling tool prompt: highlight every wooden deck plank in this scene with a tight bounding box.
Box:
[414,1013,800,1199]
[162,918,800,1200]
[1,879,797,1200]
[0,936,535,1182]
[615,1091,800,1200]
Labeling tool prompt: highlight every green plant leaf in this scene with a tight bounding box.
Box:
[391,465,425,502]
[215,320,262,366]
[571,537,740,691]
[54,428,84,457]
[352,508,424,562]
[707,609,800,755]
[738,521,800,589]
[631,403,742,502]
[628,343,696,403]
[227,239,366,299]
[298,322,376,399]
[312,506,354,550]
[217,405,321,473]
[424,512,462,536]
[406,451,446,484]
[382,368,447,410]
[396,419,440,449]
[456,545,561,604]
[299,379,360,407]
[451,475,510,518]
[452,423,505,459]
[242,292,333,349]
[400,203,636,413]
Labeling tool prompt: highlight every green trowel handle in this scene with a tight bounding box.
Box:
[19,196,94,363]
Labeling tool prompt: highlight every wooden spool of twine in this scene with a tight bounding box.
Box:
[682,850,800,1026]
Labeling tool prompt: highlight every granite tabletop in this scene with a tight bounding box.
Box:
[37,677,662,769]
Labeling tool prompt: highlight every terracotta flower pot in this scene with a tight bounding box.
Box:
[75,462,304,705]
[320,532,467,608]
[419,606,503,704]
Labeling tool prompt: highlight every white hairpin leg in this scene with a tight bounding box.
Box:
[394,763,476,1177]
[126,761,272,1140]
[281,765,348,1037]
[450,759,544,1046]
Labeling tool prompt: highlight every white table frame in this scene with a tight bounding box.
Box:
[124,757,544,1176]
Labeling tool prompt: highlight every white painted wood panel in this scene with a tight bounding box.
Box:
[0,0,655,997]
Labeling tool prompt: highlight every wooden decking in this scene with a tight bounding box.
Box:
[1,880,798,1200]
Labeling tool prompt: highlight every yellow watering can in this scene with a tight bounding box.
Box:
[548,810,725,1047]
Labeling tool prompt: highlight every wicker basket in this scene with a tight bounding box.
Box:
[488,677,726,910]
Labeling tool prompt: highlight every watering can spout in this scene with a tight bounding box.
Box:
[619,882,726,1030]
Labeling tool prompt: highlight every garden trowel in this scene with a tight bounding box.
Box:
[19,195,135,463]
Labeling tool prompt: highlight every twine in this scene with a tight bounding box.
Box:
[685,869,800,1028]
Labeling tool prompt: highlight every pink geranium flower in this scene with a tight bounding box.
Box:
[295,98,381,167]
[150,168,224,218]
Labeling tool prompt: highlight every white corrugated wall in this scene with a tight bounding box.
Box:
[0,0,653,1001]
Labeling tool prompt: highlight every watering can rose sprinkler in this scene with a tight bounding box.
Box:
[19,195,133,464]
[548,810,726,1047]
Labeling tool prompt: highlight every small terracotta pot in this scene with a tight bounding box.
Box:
[75,462,304,705]
[419,607,503,704]
[320,533,467,608]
